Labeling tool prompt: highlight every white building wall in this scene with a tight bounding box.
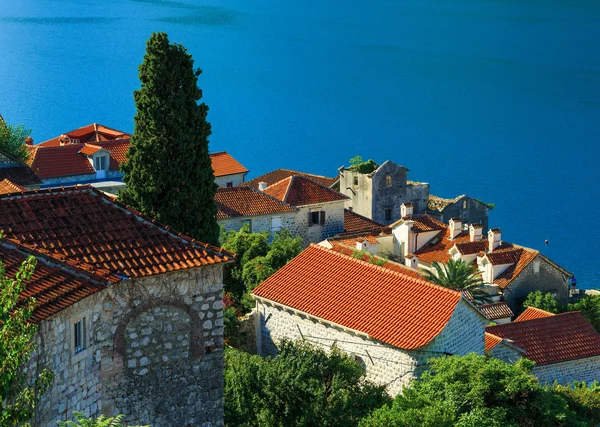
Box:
[214,173,246,187]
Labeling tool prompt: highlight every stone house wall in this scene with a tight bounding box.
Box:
[31,265,225,427]
[427,196,489,232]
[295,201,345,246]
[488,342,525,364]
[214,173,246,188]
[0,151,19,167]
[218,212,296,238]
[255,298,485,396]
[532,355,600,385]
[503,256,570,312]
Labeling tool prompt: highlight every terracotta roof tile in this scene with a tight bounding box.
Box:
[0,179,26,195]
[263,175,349,207]
[28,145,96,178]
[479,302,514,321]
[515,306,555,322]
[492,249,539,289]
[0,165,43,186]
[344,209,389,234]
[486,312,600,365]
[78,144,105,156]
[414,229,471,264]
[252,244,462,349]
[406,215,447,233]
[455,241,488,255]
[484,332,503,351]
[215,186,297,218]
[38,123,131,147]
[210,151,248,177]
[246,168,338,189]
[0,185,233,280]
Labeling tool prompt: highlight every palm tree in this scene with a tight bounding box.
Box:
[421,259,493,305]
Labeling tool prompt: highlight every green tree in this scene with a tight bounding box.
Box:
[523,290,561,314]
[359,354,594,427]
[225,340,391,427]
[569,295,600,332]
[421,259,492,304]
[0,119,31,163]
[0,256,53,426]
[349,156,378,174]
[57,412,148,427]
[120,32,219,245]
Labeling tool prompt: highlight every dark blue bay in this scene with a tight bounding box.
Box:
[0,0,599,287]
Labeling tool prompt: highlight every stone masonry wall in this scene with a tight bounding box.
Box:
[295,202,345,246]
[31,265,225,427]
[504,256,570,312]
[429,196,489,232]
[533,355,600,385]
[218,212,296,238]
[488,342,524,364]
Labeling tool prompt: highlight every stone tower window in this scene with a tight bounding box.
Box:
[386,175,392,187]
[385,208,392,221]
[353,176,359,186]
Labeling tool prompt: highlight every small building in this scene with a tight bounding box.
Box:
[486,307,600,385]
[0,185,233,427]
[210,151,249,187]
[245,168,338,190]
[427,194,491,232]
[252,244,488,395]
[261,175,349,246]
[215,186,298,237]
[338,160,430,225]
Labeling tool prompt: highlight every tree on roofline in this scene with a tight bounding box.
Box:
[120,32,220,246]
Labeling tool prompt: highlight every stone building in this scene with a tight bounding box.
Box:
[486,307,600,385]
[215,186,298,238]
[262,175,349,246]
[210,151,249,187]
[0,185,233,426]
[427,194,491,232]
[338,160,429,225]
[252,244,488,395]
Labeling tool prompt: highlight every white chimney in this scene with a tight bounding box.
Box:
[449,218,462,240]
[356,238,367,252]
[258,181,267,191]
[469,224,483,242]
[401,202,413,218]
[404,253,418,269]
[488,228,502,252]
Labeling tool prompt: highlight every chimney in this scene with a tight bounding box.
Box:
[24,136,34,146]
[356,238,367,252]
[401,202,413,218]
[258,181,267,191]
[59,135,71,146]
[488,228,502,252]
[449,218,462,240]
[469,224,483,242]
[404,253,419,269]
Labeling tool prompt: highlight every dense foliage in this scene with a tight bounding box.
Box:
[56,412,147,427]
[120,32,219,245]
[359,354,600,427]
[0,256,52,426]
[569,295,600,333]
[225,340,391,427]
[349,155,379,174]
[422,259,492,304]
[220,225,303,311]
[522,290,560,313]
[0,119,31,163]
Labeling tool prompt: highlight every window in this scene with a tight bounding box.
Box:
[386,174,392,187]
[310,211,320,225]
[243,219,252,232]
[271,216,282,233]
[463,200,467,209]
[384,208,392,221]
[73,318,87,354]
[94,155,107,171]
[226,182,233,188]
[309,211,325,226]
[353,176,359,186]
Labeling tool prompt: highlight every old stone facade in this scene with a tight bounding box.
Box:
[295,201,345,246]
[32,266,225,427]
[532,355,600,385]
[427,195,490,232]
[503,255,570,311]
[487,341,525,364]
[255,298,486,396]
[339,160,430,225]
[214,173,246,188]
[218,211,296,238]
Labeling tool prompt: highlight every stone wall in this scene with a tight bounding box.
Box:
[504,256,570,312]
[295,202,345,246]
[427,196,489,232]
[533,355,600,385]
[214,173,246,188]
[0,151,19,167]
[31,265,225,427]
[218,212,296,238]
[488,342,524,364]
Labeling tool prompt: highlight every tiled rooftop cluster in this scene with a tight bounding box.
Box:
[0,165,43,187]
[215,186,297,218]
[37,123,131,147]
[263,175,349,207]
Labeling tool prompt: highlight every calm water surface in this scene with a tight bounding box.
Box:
[1,0,599,287]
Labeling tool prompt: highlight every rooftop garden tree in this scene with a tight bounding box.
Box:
[349,155,378,174]
[421,259,492,305]
[0,255,53,426]
[0,118,31,163]
[121,32,219,245]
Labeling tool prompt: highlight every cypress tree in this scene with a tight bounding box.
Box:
[121,32,219,245]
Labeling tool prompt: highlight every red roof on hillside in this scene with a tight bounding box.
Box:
[0,178,26,194]
[515,306,555,322]
[215,186,297,218]
[486,312,600,365]
[246,168,338,189]
[263,175,349,207]
[253,244,463,349]
[0,186,233,281]
[210,151,248,178]
[38,123,131,147]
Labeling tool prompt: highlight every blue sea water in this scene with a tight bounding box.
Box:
[0,0,599,287]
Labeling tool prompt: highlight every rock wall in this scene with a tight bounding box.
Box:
[533,355,600,385]
[427,196,489,232]
[218,212,296,238]
[32,265,225,427]
[295,202,345,246]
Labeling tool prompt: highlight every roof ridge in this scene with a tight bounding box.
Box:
[280,168,337,180]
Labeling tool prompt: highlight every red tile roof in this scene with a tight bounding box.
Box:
[0,240,108,323]
[486,312,600,365]
[492,248,539,289]
[246,168,338,189]
[263,175,349,207]
[0,179,26,195]
[252,244,462,350]
[78,144,105,156]
[215,186,297,219]
[454,241,488,255]
[479,302,514,321]
[38,123,131,147]
[0,165,43,186]
[344,209,389,234]
[486,248,525,265]
[414,229,471,264]
[210,151,249,177]
[515,306,555,322]
[484,332,503,351]
[0,185,233,281]
[407,215,447,233]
